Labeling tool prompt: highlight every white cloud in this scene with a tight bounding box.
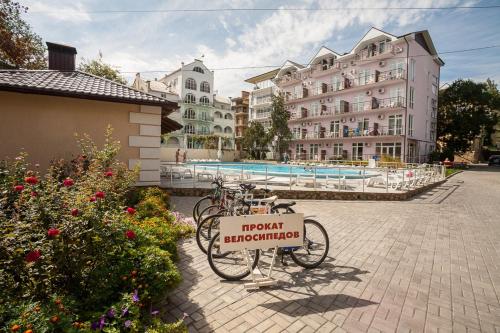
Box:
[27,1,91,23]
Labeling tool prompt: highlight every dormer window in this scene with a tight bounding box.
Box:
[193,66,204,74]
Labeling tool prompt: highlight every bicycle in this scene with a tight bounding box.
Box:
[206,196,329,281]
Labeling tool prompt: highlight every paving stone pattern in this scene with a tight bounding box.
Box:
[164,170,500,332]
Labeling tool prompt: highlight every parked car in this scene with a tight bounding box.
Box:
[488,155,500,166]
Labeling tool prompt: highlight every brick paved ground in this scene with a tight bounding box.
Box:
[163,169,500,332]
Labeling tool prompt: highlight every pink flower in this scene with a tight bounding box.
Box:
[105,171,113,177]
[25,176,38,185]
[125,230,136,240]
[126,207,136,215]
[25,250,41,262]
[31,191,38,197]
[47,228,60,238]
[95,191,105,199]
[63,178,74,187]
[89,196,96,202]
[14,185,24,192]
[71,208,79,217]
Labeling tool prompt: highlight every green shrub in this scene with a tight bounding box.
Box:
[0,127,191,332]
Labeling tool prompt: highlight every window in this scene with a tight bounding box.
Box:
[224,113,233,120]
[352,143,364,160]
[331,75,342,92]
[199,126,209,134]
[214,125,222,133]
[358,118,369,132]
[375,142,402,158]
[294,85,302,99]
[389,61,405,78]
[200,96,210,105]
[309,144,319,160]
[184,93,196,104]
[334,98,341,114]
[193,66,204,74]
[185,78,196,90]
[426,120,429,139]
[358,69,371,86]
[390,88,404,106]
[184,108,196,119]
[200,81,210,93]
[214,111,222,118]
[295,143,304,159]
[332,143,343,157]
[409,86,415,108]
[224,126,233,133]
[184,123,195,134]
[408,114,414,137]
[310,103,319,117]
[200,111,208,121]
[410,59,416,81]
[330,121,340,137]
[353,94,364,112]
[388,115,403,135]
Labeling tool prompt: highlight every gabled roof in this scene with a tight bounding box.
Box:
[276,60,305,77]
[399,30,444,65]
[308,46,341,66]
[245,68,279,84]
[350,27,397,54]
[0,70,178,109]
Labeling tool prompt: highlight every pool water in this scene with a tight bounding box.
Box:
[189,162,377,179]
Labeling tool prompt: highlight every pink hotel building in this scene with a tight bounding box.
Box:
[266,28,443,162]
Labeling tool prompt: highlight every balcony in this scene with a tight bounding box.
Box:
[291,124,403,141]
[252,112,271,120]
[182,114,214,122]
[184,130,215,135]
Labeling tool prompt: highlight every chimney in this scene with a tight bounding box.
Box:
[46,42,77,71]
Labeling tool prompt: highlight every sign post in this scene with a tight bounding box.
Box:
[219,213,304,289]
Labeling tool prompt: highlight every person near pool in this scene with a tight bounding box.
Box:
[183,150,187,163]
[175,148,180,164]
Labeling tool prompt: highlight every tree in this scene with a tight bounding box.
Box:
[0,0,46,69]
[269,94,292,161]
[78,52,127,85]
[241,122,269,160]
[437,79,498,156]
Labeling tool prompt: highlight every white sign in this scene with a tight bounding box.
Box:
[219,213,304,251]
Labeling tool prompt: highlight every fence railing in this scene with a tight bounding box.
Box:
[160,162,446,193]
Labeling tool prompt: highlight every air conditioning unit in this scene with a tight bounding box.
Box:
[301,122,306,126]
[351,69,357,75]
[308,122,312,126]
[349,117,356,122]
[320,99,325,104]
[341,118,346,123]
[366,90,372,96]
[350,60,356,66]
[378,114,385,120]
[341,72,346,76]
[334,62,341,69]
[393,46,403,54]
[379,61,386,67]
[378,88,385,94]
[309,81,313,85]
[364,142,371,147]
[342,63,348,69]
[327,97,333,102]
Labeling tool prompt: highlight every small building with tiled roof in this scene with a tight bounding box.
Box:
[0,42,182,185]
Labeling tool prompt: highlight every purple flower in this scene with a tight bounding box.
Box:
[151,310,159,316]
[121,307,129,317]
[99,315,106,329]
[107,308,115,318]
[132,289,139,303]
[90,321,99,330]
[124,320,132,328]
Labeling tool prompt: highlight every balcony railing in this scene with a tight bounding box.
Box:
[184,130,214,135]
[252,112,271,120]
[291,125,403,140]
[183,115,215,122]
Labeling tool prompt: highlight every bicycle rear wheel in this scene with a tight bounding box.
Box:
[207,232,260,281]
[193,196,217,222]
[290,219,329,268]
[196,213,222,254]
[196,204,222,225]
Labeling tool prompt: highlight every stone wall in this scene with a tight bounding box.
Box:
[163,180,446,201]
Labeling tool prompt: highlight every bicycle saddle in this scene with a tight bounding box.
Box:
[239,183,256,191]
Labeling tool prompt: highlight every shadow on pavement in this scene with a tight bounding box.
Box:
[258,293,377,316]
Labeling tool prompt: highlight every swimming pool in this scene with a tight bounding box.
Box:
[189,162,378,179]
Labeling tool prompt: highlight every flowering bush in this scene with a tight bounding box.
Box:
[0,128,191,332]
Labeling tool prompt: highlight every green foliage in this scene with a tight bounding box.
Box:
[241,122,270,159]
[269,94,292,161]
[438,79,499,154]
[0,128,192,332]
[0,0,46,69]
[188,134,231,150]
[78,52,127,85]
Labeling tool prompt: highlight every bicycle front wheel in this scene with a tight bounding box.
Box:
[196,213,223,254]
[193,196,217,222]
[207,233,260,281]
[196,204,222,225]
[290,219,329,269]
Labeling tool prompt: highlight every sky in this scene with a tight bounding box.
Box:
[21,0,500,97]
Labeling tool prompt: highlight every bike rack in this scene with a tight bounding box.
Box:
[243,247,279,290]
